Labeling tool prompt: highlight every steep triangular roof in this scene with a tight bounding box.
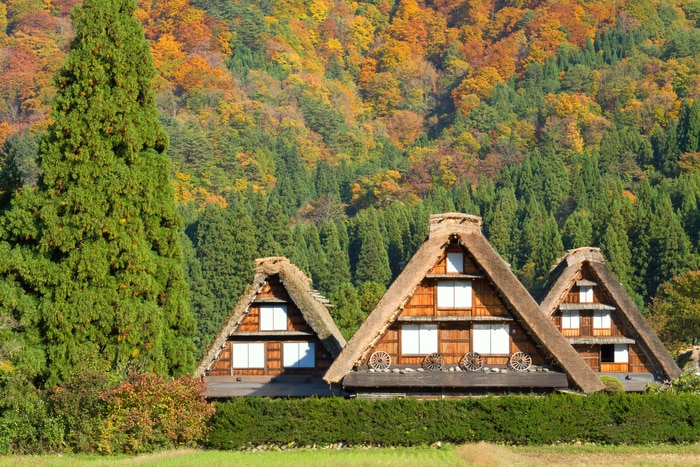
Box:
[539,247,681,380]
[324,213,604,393]
[196,257,346,376]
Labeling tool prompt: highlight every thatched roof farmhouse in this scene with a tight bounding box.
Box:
[197,257,346,397]
[539,247,680,391]
[325,213,605,396]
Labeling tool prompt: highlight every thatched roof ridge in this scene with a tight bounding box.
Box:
[196,257,346,377]
[457,233,604,393]
[324,214,604,393]
[539,249,681,380]
[323,226,446,384]
[587,262,681,379]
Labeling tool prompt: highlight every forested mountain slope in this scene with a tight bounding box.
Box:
[1,0,699,353]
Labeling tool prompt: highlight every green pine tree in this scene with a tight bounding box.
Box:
[318,221,351,295]
[193,201,256,352]
[380,206,405,279]
[328,282,364,340]
[289,223,310,276]
[0,133,40,210]
[257,201,293,258]
[354,209,391,287]
[304,223,329,290]
[678,99,700,153]
[0,0,194,384]
[562,209,593,250]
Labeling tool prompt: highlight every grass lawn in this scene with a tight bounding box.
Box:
[3,443,700,466]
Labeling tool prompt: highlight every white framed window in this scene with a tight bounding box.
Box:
[593,310,611,329]
[580,285,594,303]
[283,342,315,368]
[601,344,629,363]
[446,252,464,273]
[437,281,472,308]
[561,310,580,329]
[259,305,287,331]
[614,344,629,363]
[232,342,265,368]
[401,324,438,355]
[472,324,510,354]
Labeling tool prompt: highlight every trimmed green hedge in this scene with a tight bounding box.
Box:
[208,393,700,449]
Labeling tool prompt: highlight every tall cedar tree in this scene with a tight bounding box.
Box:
[1,0,194,384]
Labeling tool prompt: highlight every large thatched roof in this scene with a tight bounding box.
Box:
[324,213,604,393]
[539,247,681,380]
[196,257,346,377]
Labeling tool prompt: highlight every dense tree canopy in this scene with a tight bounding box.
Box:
[649,271,700,352]
[0,0,195,386]
[1,0,700,357]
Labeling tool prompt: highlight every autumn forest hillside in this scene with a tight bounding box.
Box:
[1,0,700,353]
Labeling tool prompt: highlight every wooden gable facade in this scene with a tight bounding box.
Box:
[205,274,336,377]
[197,257,346,397]
[325,213,604,395]
[368,240,552,371]
[540,248,681,389]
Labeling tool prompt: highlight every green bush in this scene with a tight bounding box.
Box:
[1,371,217,455]
[0,372,64,455]
[99,373,215,454]
[661,372,700,393]
[46,369,113,453]
[208,393,700,449]
[599,375,625,393]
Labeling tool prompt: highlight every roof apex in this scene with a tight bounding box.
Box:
[566,247,605,266]
[429,213,482,238]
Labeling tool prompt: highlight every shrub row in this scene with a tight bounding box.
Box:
[208,392,700,449]
[0,372,214,455]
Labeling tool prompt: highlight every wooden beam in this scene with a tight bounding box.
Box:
[397,316,514,322]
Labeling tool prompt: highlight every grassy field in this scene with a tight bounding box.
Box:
[3,443,700,466]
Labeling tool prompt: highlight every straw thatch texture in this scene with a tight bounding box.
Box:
[539,248,681,380]
[324,214,604,393]
[196,257,346,377]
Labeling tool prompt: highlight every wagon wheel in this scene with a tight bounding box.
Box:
[368,351,391,370]
[460,352,483,371]
[422,353,443,371]
[510,352,532,371]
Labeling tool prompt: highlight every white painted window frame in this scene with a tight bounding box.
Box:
[259,305,288,331]
[593,310,611,329]
[401,324,438,355]
[614,344,629,363]
[437,280,472,308]
[232,342,265,368]
[579,285,594,303]
[561,310,580,329]
[446,252,464,273]
[472,324,510,355]
[283,342,315,368]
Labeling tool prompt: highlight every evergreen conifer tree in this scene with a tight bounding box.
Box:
[354,209,391,287]
[0,0,194,383]
[318,221,351,295]
[678,100,700,153]
[304,223,329,290]
[0,133,40,210]
[193,201,256,352]
[485,187,519,267]
[382,204,406,279]
[257,201,293,258]
[289,223,311,276]
[452,182,480,215]
[562,209,593,250]
[328,282,364,340]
